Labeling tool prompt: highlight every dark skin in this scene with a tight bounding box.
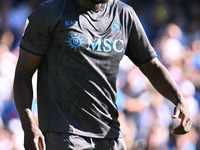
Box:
[14,0,192,150]
[139,58,192,134]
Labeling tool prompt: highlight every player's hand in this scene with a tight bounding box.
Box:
[171,101,192,135]
[24,125,46,150]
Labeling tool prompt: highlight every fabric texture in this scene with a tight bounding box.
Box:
[20,0,156,138]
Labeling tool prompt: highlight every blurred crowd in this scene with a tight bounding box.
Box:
[0,0,199,150]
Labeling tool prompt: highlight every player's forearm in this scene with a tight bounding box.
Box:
[139,58,184,105]
[14,74,37,131]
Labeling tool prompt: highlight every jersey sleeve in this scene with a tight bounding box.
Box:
[125,9,157,66]
[20,3,52,56]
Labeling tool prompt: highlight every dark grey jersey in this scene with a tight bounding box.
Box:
[20,0,156,138]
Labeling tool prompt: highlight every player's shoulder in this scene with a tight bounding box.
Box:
[34,0,65,15]
[112,0,133,9]
[28,0,67,25]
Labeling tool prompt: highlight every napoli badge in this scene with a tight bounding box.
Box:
[112,21,122,33]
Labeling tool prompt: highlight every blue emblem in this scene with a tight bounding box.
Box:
[65,33,85,51]
[112,21,122,33]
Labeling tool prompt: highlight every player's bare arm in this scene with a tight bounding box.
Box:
[138,57,192,135]
[14,48,45,150]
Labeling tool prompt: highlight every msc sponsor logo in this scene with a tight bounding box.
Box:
[66,33,85,51]
[66,34,124,53]
[87,38,124,53]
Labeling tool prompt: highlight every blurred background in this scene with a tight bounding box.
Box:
[0,0,199,149]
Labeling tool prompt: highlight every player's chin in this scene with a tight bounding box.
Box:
[89,0,109,4]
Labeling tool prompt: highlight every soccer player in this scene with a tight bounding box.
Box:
[14,0,192,149]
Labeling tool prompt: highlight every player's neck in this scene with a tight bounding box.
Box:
[78,0,102,12]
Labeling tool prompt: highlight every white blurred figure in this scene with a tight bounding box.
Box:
[179,80,199,120]
[0,128,13,150]
[8,119,24,150]
[137,91,172,140]
[161,24,185,67]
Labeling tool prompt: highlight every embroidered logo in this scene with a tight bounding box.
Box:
[65,21,78,27]
[112,21,122,33]
[66,34,124,53]
[65,33,85,51]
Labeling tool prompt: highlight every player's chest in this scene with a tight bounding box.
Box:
[51,13,127,56]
